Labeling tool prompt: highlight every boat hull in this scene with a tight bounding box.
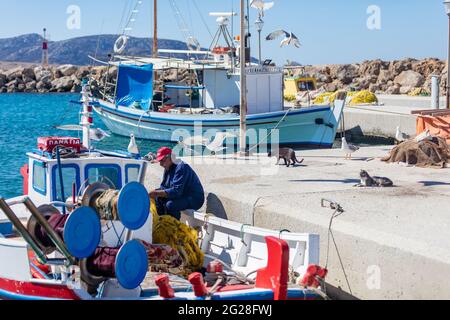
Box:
[93,101,341,149]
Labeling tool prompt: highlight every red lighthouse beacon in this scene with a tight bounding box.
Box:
[42,28,49,67]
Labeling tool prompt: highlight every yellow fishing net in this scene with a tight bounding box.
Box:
[150,199,204,274]
[408,88,430,97]
[313,90,377,106]
[348,90,378,106]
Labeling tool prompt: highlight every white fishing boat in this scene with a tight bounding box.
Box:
[91,0,346,149]
[0,81,329,300]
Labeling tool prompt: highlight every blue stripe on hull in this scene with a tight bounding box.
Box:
[94,102,339,148]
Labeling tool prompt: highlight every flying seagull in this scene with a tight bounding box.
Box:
[266,30,301,48]
[341,137,359,160]
[250,0,275,16]
[56,125,111,142]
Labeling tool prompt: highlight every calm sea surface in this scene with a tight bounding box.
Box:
[0,93,171,199]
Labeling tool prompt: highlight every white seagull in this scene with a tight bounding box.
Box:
[179,132,236,155]
[415,129,432,143]
[266,30,301,48]
[395,126,410,144]
[128,134,140,156]
[250,0,275,16]
[341,137,360,160]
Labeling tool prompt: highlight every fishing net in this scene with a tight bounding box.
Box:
[150,199,204,275]
[348,90,378,106]
[381,137,450,168]
[313,90,377,106]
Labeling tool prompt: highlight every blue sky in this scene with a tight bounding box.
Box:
[0,0,448,65]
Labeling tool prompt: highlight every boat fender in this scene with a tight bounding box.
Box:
[155,274,175,299]
[114,35,128,54]
[188,273,208,297]
[299,265,328,288]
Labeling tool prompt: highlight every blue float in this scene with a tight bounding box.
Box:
[117,182,150,230]
[115,240,148,290]
[64,207,102,259]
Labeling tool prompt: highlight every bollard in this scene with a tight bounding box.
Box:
[431,75,440,109]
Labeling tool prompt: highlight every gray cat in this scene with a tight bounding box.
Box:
[354,170,394,187]
[268,148,304,167]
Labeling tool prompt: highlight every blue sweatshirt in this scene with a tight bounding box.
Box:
[160,161,204,201]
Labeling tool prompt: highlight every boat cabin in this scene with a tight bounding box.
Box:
[21,137,146,209]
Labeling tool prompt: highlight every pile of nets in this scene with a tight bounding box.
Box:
[348,90,378,106]
[408,88,430,97]
[313,90,377,106]
[150,199,204,275]
[382,137,450,168]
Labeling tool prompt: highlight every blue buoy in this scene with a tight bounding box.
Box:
[117,182,150,230]
[115,240,148,290]
[64,207,101,259]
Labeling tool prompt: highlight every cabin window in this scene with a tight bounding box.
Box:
[298,81,315,91]
[32,161,46,195]
[51,164,80,202]
[85,164,122,190]
[125,165,141,184]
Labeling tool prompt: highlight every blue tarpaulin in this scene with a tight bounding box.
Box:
[116,64,153,110]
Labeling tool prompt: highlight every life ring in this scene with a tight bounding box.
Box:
[114,35,128,54]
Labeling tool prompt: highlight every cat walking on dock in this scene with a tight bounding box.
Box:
[268,148,304,167]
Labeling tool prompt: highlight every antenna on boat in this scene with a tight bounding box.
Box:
[239,0,247,156]
[153,0,158,57]
[80,79,93,151]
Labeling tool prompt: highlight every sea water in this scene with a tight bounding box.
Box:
[0,93,171,199]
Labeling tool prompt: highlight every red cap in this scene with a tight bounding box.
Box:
[156,147,172,162]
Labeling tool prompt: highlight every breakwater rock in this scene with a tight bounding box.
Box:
[0,57,447,96]
[295,58,447,96]
[0,64,117,94]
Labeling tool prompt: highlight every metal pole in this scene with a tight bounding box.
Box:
[0,198,48,265]
[153,0,158,58]
[447,15,450,109]
[258,29,262,65]
[240,0,247,156]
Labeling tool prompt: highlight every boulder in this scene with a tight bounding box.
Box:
[0,73,6,87]
[5,67,24,82]
[359,60,382,77]
[394,70,424,88]
[335,64,359,85]
[22,67,36,81]
[386,84,400,95]
[51,76,74,91]
[34,67,53,83]
[58,64,78,77]
[368,83,380,93]
[399,86,413,95]
[25,81,37,92]
[377,69,395,84]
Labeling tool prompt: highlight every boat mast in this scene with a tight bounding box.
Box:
[153,0,158,57]
[239,0,247,156]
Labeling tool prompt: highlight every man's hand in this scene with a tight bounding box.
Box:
[149,189,167,199]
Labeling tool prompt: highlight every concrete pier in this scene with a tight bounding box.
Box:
[343,94,446,138]
[144,147,450,300]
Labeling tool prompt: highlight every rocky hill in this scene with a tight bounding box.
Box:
[0,33,190,65]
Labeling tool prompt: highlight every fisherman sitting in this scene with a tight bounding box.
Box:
[149,147,205,220]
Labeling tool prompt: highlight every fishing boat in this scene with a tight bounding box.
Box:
[90,0,346,149]
[0,81,329,300]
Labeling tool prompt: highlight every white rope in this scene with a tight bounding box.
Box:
[247,108,292,153]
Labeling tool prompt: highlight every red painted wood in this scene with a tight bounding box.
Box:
[0,278,81,300]
[255,236,290,300]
